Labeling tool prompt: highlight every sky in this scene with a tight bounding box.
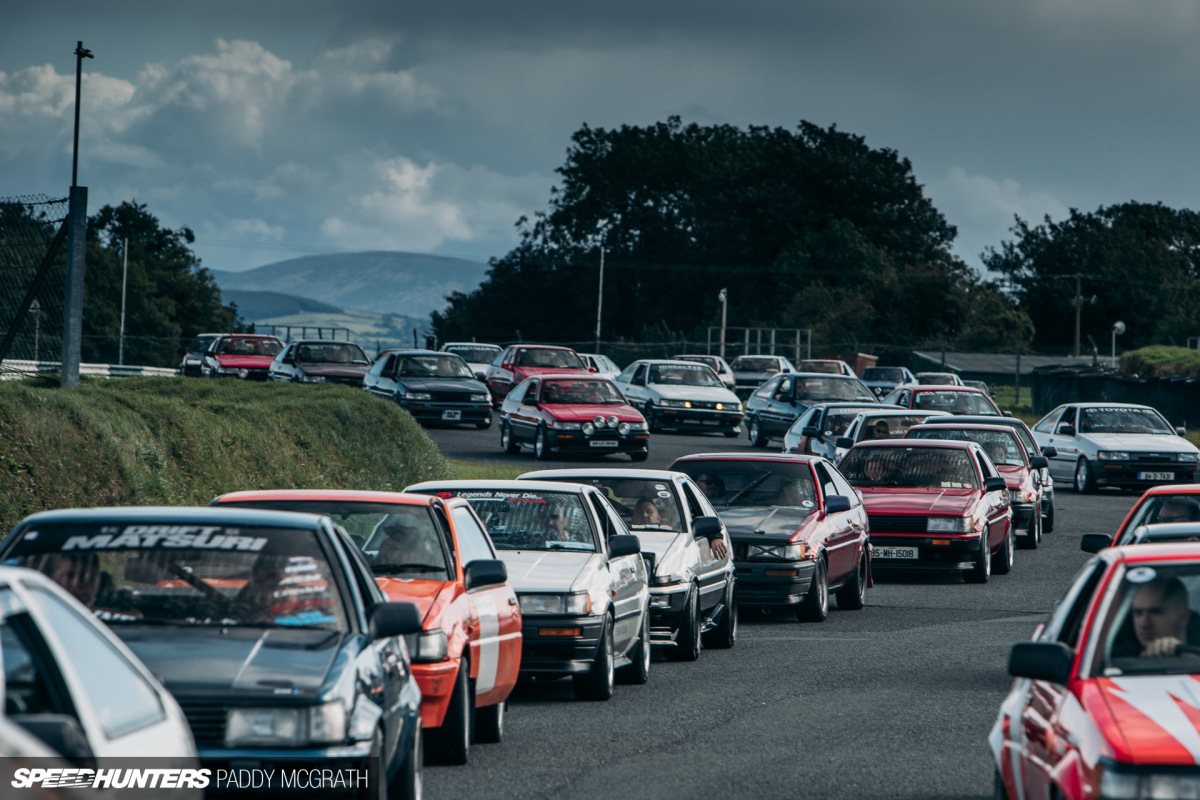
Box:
[3,0,1199,278]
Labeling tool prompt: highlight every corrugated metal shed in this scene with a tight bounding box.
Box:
[912,351,1100,377]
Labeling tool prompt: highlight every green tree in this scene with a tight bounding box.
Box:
[983,202,1200,350]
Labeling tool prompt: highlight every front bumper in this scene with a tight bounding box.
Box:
[519,614,604,675]
[653,407,743,433]
[1011,502,1035,530]
[413,658,461,728]
[1094,461,1198,488]
[401,401,493,425]
[869,533,981,571]
[211,367,271,380]
[731,558,816,605]
[547,430,650,454]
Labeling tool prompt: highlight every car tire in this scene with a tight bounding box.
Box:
[426,662,472,765]
[993,521,1015,575]
[629,450,649,462]
[534,425,551,460]
[796,557,829,622]
[475,416,491,430]
[1043,498,1055,533]
[617,610,651,685]
[573,613,615,701]
[723,429,740,438]
[474,701,505,744]
[964,532,992,584]
[993,768,1009,800]
[748,417,768,448]
[383,723,422,800]
[835,554,868,610]
[645,405,661,433]
[663,585,702,662]
[702,579,737,648]
[500,421,519,455]
[1075,457,1097,494]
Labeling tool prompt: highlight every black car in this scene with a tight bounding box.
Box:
[268,340,372,386]
[744,372,877,447]
[364,349,493,428]
[0,507,425,797]
[178,333,221,377]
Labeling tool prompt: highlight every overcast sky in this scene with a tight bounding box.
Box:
[4,0,1198,276]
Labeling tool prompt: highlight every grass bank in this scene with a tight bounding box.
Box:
[0,377,454,530]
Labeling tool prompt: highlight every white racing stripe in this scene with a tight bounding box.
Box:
[1110,676,1200,764]
[475,595,500,695]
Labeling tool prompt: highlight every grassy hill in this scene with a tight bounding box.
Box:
[0,378,454,531]
[223,289,343,319]
[212,251,490,318]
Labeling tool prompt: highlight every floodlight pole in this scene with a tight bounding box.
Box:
[594,246,604,354]
[71,42,92,188]
[119,238,128,365]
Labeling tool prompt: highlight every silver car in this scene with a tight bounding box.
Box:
[403,479,652,698]
[615,359,743,435]
[672,354,736,391]
[729,354,797,400]
[1031,402,1200,493]
[441,342,503,381]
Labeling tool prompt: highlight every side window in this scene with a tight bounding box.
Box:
[774,377,793,401]
[430,505,458,573]
[336,525,380,609]
[826,465,860,507]
[382,354,397,375]
[29,585,166,740]
[1059,407,1078,430]
[450,505,496,566]
[1040,560,1107,648]
[508,382,528,405]
[587,495,617,544]
[632,365,646,385]
[680,483,707,521]
[1033,408,1063,434]
[753,378,777,399]
[1,608,71,717]
[492,349,508,367]
[813,464,838,501]
[976,452,996,479]
[523,382,540,405]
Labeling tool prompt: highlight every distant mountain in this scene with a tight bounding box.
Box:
[210,251,490,318]
[222,289,342,321]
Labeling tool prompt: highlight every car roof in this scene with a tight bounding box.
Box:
[12,506,328,530]
[1067,402,1157,410]
[442,342,500,348]
[850,439,978,451]
[1137,484,1200,498]
[381,349,448,357]
[910,384,982,392]
[532,373,614,382]
[511,344,575,351]
[673,452,823,464]
[1107,542,1200,562]
[807,402,881,410]
[214,489,442,507]
[292,339,363,346]
[787,372,864,380]
[908,423,1019,435]
[854,408,953,417]
[922,415,1028,428]
[633,358,714,366]
[519,468,686,481]
[1136,522,1200,536]
[405,479,591,495]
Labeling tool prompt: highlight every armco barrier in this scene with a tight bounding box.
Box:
[1031,366,1200,428]
[0,360,179,381]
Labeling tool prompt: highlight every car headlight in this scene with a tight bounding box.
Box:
[404,391,431,400]
[628,421,648,431]
[471,393,489,403]
[582,422,595,435]
[405,629,449,662]
[550,420,582,430]
[746,543,810,560]
[1097,451,1130,460]
[300,374,326,384]
[1009,488,1036,504]
[617,422,631,435]
[1098,764,1200,800]
[1179,453,1198,463]
[927,516,973,533]
[658,399,687,408]
[519,592,592,615]
[226,702,347,747]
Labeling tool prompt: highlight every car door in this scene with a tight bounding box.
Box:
[788,406,820,454]
[622,364,650,407]
[679,480,729,614]
[269,344,295,381]
[587,491,644,654]
[509,380,540,443]
[762,375,796,438]
[975,452,1010,550]
[1043,407,1078,480]
[813,463,858,583]
[486,347,516,400]
[448,503,521,706]
[366,354,398,399]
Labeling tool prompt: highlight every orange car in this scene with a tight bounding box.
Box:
[211,489,521,766]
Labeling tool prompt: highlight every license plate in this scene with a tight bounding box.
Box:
[1138,471,1174,481]
[590,440,617,448]
[874,546,919,559]
[702,420,721,425]
[441,410,462,420]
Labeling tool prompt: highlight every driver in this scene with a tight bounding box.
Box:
[864,455,888,483]
[38,552,102,605]
[1131,576,1195,658]
[1156,499,1200,524]
[632,499,662,526]
[235,553,289,619]
[373,523,439,567]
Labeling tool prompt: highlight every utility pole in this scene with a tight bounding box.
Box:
[594,246,604,354]
[718,289,728,358]
[1074,273,1082,358]
[62,40,93,387]
[119,238,128,365]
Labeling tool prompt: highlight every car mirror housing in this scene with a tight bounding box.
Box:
[1041,446,1058,458]
[1080,533,1112,554]
[1008,641,1074,684]
[1029,456,1049,470]
[825,495,851,514]
[692,516,722,540]
[464,559,508,591]
[1178,427,1188,437]
[836,436,854,449]
[801,426,820,438]
[367,601,424,640]
[609,534,641,559]
[1056,424,1076,437]
[985,476,1008,493]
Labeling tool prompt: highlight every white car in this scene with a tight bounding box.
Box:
[1031,402,1200,493]
[441,342,503,381]
[615,359,744,435]
[672,354,736,391]
[578,352,622,381]
[0,566,196,761]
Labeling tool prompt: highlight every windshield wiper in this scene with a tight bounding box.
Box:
[544,541,593,550]
[725,473,774,506]
[372,563,446,575]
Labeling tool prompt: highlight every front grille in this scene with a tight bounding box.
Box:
[179,700,227,746]
[327,376,363,386]
[431,391,473,403]
[734,543,749,559]
[867,515,928,534]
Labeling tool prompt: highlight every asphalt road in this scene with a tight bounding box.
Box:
[421,424,1136,800]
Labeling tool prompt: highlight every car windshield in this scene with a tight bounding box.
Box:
[794,377,874,403]
[296,343,369,365]
[1094,564,1200,676]
[513,349,584,369]
[396,355,472,379]
[540,380,625,404]
[1080,407,1174,435]
[674,356,719,371]
[1130,525,1200,545]
[854,414,932,442]
[1123,495,1200,536]
[918,373,957,384]
[732,358,781,373]
[912,390,997,415]
[543,477,684,532]
[445,346,500,363]
[674,461,817,510]
[908,428,1026,466]
[7,522,349,630]
[842,446,979,489]
[648,364,721,387]
[190,336,219,355]
[862,367,905,382]
[213,500,451,580]
[424,489,597,552]
[801,408,876,438]
[217,338,283,357]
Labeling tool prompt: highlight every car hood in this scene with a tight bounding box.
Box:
[545,404,643,422]
[513,366,587,379]
[630,530,684,559]
[996,464,1030,488]
[652,385,741,403]
[1092,675,1200,765]
[718,506,815,540]
[1081,433,1198,453]
[399,377,488,393]
[859,487,978,515]
[297,363,369,378]
[374,577,456,627]
[497,550,603,593]
[212,354,275,368]
[114,625,342,697]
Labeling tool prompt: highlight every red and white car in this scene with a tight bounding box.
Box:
[1101,484,1200,548]
[499,374,649,461]
[993,543,1200,800]
[211,489,522,766]
[484,345,591,406]
[200,334,285,380]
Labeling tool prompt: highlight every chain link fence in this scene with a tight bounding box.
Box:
[0,194,70,378]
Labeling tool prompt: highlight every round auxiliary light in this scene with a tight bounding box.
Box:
[607,416,619,427]
[237,369,249,379]
[618,423,631,436]
[593,415,607,428]
[582,423,595,435]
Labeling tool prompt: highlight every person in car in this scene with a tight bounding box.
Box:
[38,552,103,605]
[632,499,662,526]
[234,554,290,620]
[1156,499,1200,524]
[694,473,726,502]
[1128,576,1198,659]
[864,455,889,483]
[373,523,441,567]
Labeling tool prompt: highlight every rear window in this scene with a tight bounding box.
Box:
[841,446,979,490]
[419,489,598,552]
[912,391,997,415]
[674,461,817,510]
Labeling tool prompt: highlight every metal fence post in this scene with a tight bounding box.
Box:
[61,186,87,386]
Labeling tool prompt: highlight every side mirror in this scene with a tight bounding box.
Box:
[1178,427,1188,437]
[692,516,722,540]
[836,436,854,449]
[609,534,641,559]
[367,601,423,640]
[1056,424,1076,437]
[587,366,597,373]
[1080,533,1112,554]
[9,714,95,767]
[1029,456,1048,470]
[502,362,514,371]
[1041,446,1058,458]
[801,426,820,438]
[1003,411,1013,417]
[1008,641,1074,684]
[464,559,507,591]
[825,495,851,514]
[985,476,1008,493]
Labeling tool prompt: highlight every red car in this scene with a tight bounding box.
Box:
[881,384,1004,416]
[1101,484,1200,547]
[200,334,285,380]
[484,345,590,406]
[992,542,1200,800]
[211,489,522,766]
[838,439,1014,581]
[499,374,649,461]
